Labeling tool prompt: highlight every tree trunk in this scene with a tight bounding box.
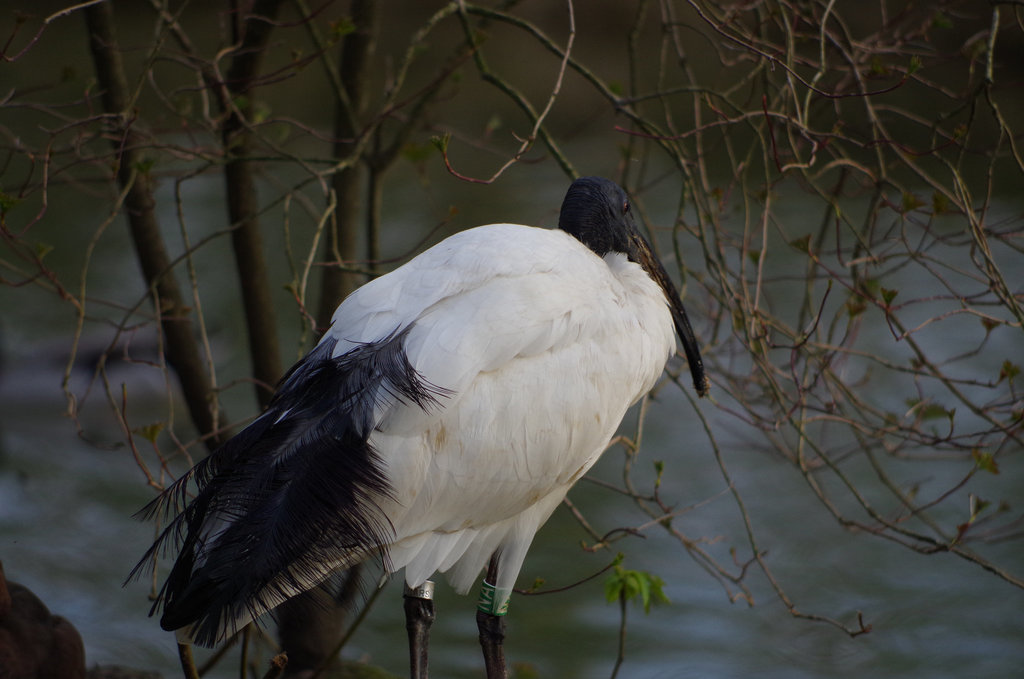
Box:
[85,1,226,450]
[317,0,378,329]
[221,0,284,408]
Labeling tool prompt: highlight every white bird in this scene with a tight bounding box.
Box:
[134,176,708,678]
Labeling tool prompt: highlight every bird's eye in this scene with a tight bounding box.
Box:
[623,201,630,214]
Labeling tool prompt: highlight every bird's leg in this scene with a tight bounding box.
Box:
[476,608,507,679]
[403,581,436,679]
[476,555,508,679]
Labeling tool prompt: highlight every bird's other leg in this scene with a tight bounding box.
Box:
[476,554,508,679]
[403,580,436,679]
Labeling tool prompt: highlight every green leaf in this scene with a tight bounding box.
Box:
[635,571,651,609]
[920,403,950,420]
[622,571,640,600]
[604,575,623,602]
[846,297,867,318]
[932,191,949,214]
[789,234,811,254]
[430,132,450,153]
[905,398,951,421]
[901,191,924,213]
[998,360,1020,384]
[880,287,898,305]
[972,449,999,474]
[729,307,745,332]
[969,493,990,519]
[133,157,155,174]
[330,17,356,38]
[0,191,20,213]
[484,114,503,136]
[35,242,54,259]
[908,55,922,75]
[251,101,272,124]
[604,565,670,613]
[135,422,165,443]
[931,11,954,29]
[954,522,970,543]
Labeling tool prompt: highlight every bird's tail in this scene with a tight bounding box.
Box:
[129,328,446,646]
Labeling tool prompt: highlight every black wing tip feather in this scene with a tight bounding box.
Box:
[125,462,214,590]
[134,328,444,647]
[163,565,380,648]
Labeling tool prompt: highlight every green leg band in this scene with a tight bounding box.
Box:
[476,580,510,616]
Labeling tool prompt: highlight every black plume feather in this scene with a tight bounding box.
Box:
[129,326,446,646]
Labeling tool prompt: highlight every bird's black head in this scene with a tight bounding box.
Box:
[558,176,640,260]
[558,176,709,397]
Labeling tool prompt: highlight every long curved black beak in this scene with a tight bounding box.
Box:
[630,232,709,397]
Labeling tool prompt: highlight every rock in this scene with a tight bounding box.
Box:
[0,561,86,679]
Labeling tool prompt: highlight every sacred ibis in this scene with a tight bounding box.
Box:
[133,176,708,678]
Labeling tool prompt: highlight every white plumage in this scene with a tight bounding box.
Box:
[134,177,708,673]
[338,224,677,601]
